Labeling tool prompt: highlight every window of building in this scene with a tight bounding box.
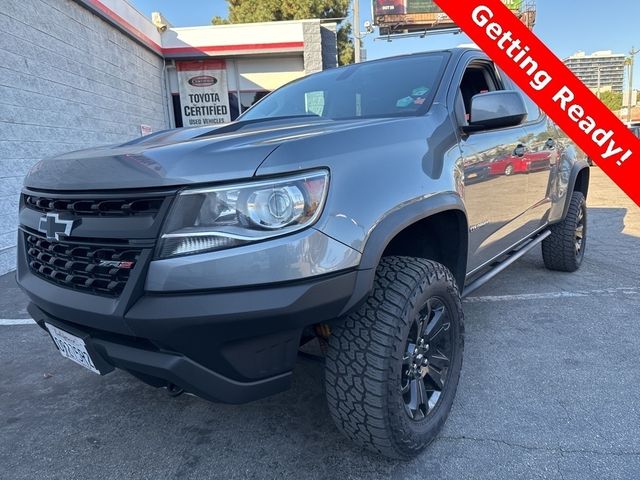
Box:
[240,91,269,113]
[172,94,183,127]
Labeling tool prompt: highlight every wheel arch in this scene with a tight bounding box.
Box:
[562,162,590,220]
[573,165,590,198]
[338,193,468,317]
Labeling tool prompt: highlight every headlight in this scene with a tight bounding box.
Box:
[158,170,329,258]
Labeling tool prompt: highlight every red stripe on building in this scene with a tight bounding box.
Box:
[82,1,305,58]
[176,60,227,71]
[84,0,163,54]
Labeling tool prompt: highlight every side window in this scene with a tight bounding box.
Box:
[498,69,543,124]
[458,61,503,124]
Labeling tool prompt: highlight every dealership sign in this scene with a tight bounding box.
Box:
[432,0,640,206]
[177,60,231,126]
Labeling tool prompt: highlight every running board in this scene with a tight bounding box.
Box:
[462,230,552,298]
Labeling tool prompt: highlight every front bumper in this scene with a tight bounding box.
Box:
[17,185,366,403]
[23,266,359,404]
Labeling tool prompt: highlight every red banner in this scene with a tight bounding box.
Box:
[433,0,640,207]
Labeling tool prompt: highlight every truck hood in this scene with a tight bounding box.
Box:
[23,117,388,191]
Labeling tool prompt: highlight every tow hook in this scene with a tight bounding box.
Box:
[166,383,184,397]
[314,323,331,354]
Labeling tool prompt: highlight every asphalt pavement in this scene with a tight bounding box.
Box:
[1,168,639,480]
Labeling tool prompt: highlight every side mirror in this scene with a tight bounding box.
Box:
[463,91,527,133]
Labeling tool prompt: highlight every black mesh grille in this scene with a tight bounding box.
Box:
[23,194,164,217]
[25,234,142,297]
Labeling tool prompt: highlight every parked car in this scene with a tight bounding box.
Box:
[463,159,491,183]
[488,148,552,176]
[18,48,590,459]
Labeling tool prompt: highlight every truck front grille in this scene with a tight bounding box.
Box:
[25,233,142,297]
[23,193,165,217]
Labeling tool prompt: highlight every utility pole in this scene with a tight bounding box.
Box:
[627,47,639,123]
[353,0,361,63]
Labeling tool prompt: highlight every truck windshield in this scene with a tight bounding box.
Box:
[240,52,449,121]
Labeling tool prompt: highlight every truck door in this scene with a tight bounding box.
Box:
[454,58,534,272]
[506,82,557,230]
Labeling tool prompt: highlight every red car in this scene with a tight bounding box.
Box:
[489,148,552,176]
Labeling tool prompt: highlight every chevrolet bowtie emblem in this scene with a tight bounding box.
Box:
[38,213,76,241]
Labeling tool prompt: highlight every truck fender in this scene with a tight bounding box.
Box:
[561,161,590,220]
[337,192,468,317]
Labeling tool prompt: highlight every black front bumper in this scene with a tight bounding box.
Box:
[30,303,296,404]
[22,258,359,404]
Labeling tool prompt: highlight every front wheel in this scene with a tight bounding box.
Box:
[325,257,464,459]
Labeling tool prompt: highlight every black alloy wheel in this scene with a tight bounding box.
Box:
[401,297,453,421]
[575,203,586,257]
[325,257,464,459]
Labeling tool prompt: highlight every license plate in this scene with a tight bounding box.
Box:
[46,323,100,374]
[468,173,479,179]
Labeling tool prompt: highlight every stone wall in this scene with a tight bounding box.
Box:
[303,20,338,74]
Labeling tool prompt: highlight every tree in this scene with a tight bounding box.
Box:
[599,91,623,112]
[212,0,354,65]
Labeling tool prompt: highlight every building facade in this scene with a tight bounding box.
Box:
[0,0,338,274]
[563,50,626,93]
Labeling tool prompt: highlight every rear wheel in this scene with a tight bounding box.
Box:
[542,191,587,272]
[325,257,464,459]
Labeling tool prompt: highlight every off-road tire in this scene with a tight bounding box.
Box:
[325,257,464,459]
[542,191,587,272]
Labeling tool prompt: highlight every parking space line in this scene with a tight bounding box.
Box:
[0,319,35,325]
[465,287,639,303]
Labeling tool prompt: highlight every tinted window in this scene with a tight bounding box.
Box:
[498,69,543,123]
[241,53,449,121]
[514,85,543,123]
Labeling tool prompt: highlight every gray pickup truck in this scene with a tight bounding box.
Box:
[18,48,590,458]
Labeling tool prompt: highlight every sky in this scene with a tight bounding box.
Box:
[130,0,640,88]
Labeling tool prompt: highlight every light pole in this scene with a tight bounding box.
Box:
[353,0,361,63]
[627,47,639,123]
[597,67,601,99]
[352,0,374,64]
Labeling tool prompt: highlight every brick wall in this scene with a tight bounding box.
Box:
[303,21,338,74]
[0,0,170,274]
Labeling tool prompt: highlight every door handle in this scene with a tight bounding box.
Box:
[514,144,526,157]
